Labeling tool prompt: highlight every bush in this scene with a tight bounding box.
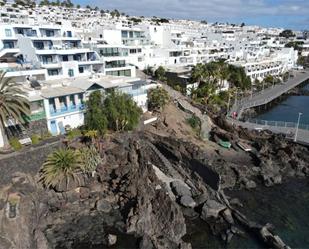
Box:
[40,148,83,189]
[31,134,41,145]
[187,115,200,129]
[103,91,142,131]
[42,131,52,139]
[84,91,107,135]
[147,87,170,111]
[67,128,82,140]
[9,138,22,151]
[79,145,102,174]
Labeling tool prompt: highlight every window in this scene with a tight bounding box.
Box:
[33,41,44,50]
[67,31,72,37]
[79,67,84,73]
[121,30,128,38]
[99,34,103,38]
[105,60,126,68]
[3,41,14,49]
[45,30,54,37]
[5,29,12,37]
[42,55,54,64]
[47,69,59,76]
[130,49,137,54]
[68,69,74,77]
[106,69,131,77]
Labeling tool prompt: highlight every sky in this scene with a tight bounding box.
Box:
[76,0,309,30]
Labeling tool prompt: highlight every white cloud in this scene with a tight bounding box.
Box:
[91,0,309,25]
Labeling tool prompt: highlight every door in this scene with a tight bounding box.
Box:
[58,121,65,135]
[50,120,57,136]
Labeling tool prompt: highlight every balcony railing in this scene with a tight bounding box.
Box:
[29,111,46,121]
[50,104,85,117]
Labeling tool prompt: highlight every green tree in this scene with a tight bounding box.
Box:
[191,63,206,84]
[279,29,295,38]
[84,91,107,135]
[0,72,30,148]
[40,149,83,189]
[76,4,80,8]
[154,66,166,81]
[228,64,251,90]
[103,91,142,131]
[147,86,170,111]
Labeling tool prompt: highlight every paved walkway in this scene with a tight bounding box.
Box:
[230,70,309,118]
[228,118,309,145]
[227,70,309,145]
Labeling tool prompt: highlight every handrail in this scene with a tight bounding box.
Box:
[247,118,309,131]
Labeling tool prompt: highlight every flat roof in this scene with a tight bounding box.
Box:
[41,86,83,98]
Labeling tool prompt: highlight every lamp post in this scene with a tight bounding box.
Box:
[294,112,302,142]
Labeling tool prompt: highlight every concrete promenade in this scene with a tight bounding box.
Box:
[228,70,309,145]
[230,70,309,118]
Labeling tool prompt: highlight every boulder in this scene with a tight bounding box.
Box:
[222,208,234,224]
[245,179,257,189]
[201,200,226,220]
[170,181,191,197]
[96,199,112,213]
[179,195,196,208]
[106,234,117,246]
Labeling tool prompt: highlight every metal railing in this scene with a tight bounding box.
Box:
[247,118,309,131]
[50,104,85,117]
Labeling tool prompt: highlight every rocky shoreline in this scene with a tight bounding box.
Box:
[0,110,308,249]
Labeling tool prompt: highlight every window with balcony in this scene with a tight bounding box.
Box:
[5,29,12,37]
[73,54,82,61]
[106,69,131,77]
[42,55,54,64]
[46,30,55,37]
[105,60,126,68]
[34,41,44,50]
[62,55,69,61]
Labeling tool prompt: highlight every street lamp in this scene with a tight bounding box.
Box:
[294,112,303,142]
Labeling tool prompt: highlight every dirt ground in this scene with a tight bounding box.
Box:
[144,102,253,165]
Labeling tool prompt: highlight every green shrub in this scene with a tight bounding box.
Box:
[40,149,83,189]
[186,115,201,134]
[67,128,82,140]
[79,145,102,174]
[31,134,41,145]
[42,131,52,139]
[9,138,22,151]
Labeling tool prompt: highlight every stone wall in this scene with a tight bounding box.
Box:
[25,119,48,137]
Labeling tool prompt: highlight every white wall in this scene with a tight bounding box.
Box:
[0,127,4,148]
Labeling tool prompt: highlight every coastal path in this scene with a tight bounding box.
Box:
[230,70,309,118]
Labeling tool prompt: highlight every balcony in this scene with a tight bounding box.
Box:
[28,111,46,121]
[50,104,85,117]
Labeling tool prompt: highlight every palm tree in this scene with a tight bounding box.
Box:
[0,72,30,147]
[40,148,83,189]
[191,63,205,85]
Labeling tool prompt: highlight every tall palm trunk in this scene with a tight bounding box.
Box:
[0,123,9,147]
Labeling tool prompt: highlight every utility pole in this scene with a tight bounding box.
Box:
[294,112,302,142]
